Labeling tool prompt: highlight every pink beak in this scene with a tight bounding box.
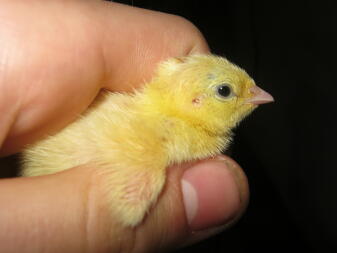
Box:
[247,86,274,105]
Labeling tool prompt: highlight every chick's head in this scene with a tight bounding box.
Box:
[146,54,273,136]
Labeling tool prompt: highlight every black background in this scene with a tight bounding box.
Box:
[111,0,337,252]
[1,0,336,252]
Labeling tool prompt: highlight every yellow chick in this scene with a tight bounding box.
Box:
[22,54,273,226]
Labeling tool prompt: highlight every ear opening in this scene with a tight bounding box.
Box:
[192,94,206,107]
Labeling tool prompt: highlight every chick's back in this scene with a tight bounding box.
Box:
[22,92,167,176]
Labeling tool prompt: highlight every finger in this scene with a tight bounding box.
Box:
[0,155,248,253]
[0,167,93,253]
[96,2,209,91]
[131,156,249,252]
[94,155,249,252]
[0,1,209,155]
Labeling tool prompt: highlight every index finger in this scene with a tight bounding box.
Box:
[0,1,209,156]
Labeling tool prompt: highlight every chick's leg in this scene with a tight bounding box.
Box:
[101,164,166,227]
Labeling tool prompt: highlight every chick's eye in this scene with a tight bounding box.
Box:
[216,84,233,99]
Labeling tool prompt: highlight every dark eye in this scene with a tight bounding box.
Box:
[216,84,233,98]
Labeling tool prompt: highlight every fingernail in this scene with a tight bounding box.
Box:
[181,160,241,231]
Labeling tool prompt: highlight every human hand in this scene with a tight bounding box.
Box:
[0,1,249,252]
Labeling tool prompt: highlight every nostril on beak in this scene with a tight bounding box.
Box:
[247,86,274,105]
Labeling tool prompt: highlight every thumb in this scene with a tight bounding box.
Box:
[128,155,249,252]
[88,155,249,252]
[0,156,248,253]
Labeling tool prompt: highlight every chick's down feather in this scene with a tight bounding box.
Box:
[22,54,273,226]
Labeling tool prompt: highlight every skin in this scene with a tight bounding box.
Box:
[0,1,249,252]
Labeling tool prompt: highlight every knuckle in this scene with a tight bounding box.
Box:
[166,14,209,54]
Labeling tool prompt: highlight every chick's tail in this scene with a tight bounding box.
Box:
[99,162,166,227]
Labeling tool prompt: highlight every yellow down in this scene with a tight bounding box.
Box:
[22,54,258,226]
